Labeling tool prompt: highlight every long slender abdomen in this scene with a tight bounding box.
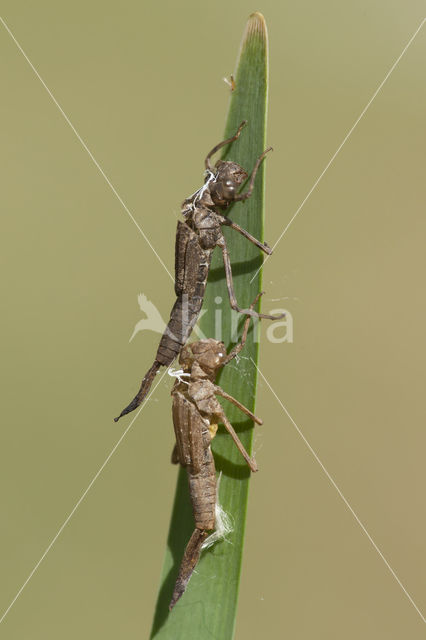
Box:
[114,223,212,421]
[114,361,161,421]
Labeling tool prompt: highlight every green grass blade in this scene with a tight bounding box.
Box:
[150,13,269,639]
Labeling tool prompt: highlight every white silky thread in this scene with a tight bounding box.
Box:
[183,170,217,215]
[167,367,191,385]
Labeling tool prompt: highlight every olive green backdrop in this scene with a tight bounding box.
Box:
[0,2,425,638]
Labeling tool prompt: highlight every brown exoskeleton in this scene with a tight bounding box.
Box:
[169,297,262,609]
[115,121,282,422]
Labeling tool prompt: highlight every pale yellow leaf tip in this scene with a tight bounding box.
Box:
[245,11,267,41]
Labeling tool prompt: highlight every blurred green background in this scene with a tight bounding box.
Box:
[1,1,425,638]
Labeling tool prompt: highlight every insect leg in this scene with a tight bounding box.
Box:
[218,215,272,255]
[234,146,273,201]
[204,120,247,171]
[217,409,258,472]
[222,292,262,364]
[218,237,285,320]
[214,386,263,425]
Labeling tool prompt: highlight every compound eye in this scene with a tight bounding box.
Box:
[222,179,236,199]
